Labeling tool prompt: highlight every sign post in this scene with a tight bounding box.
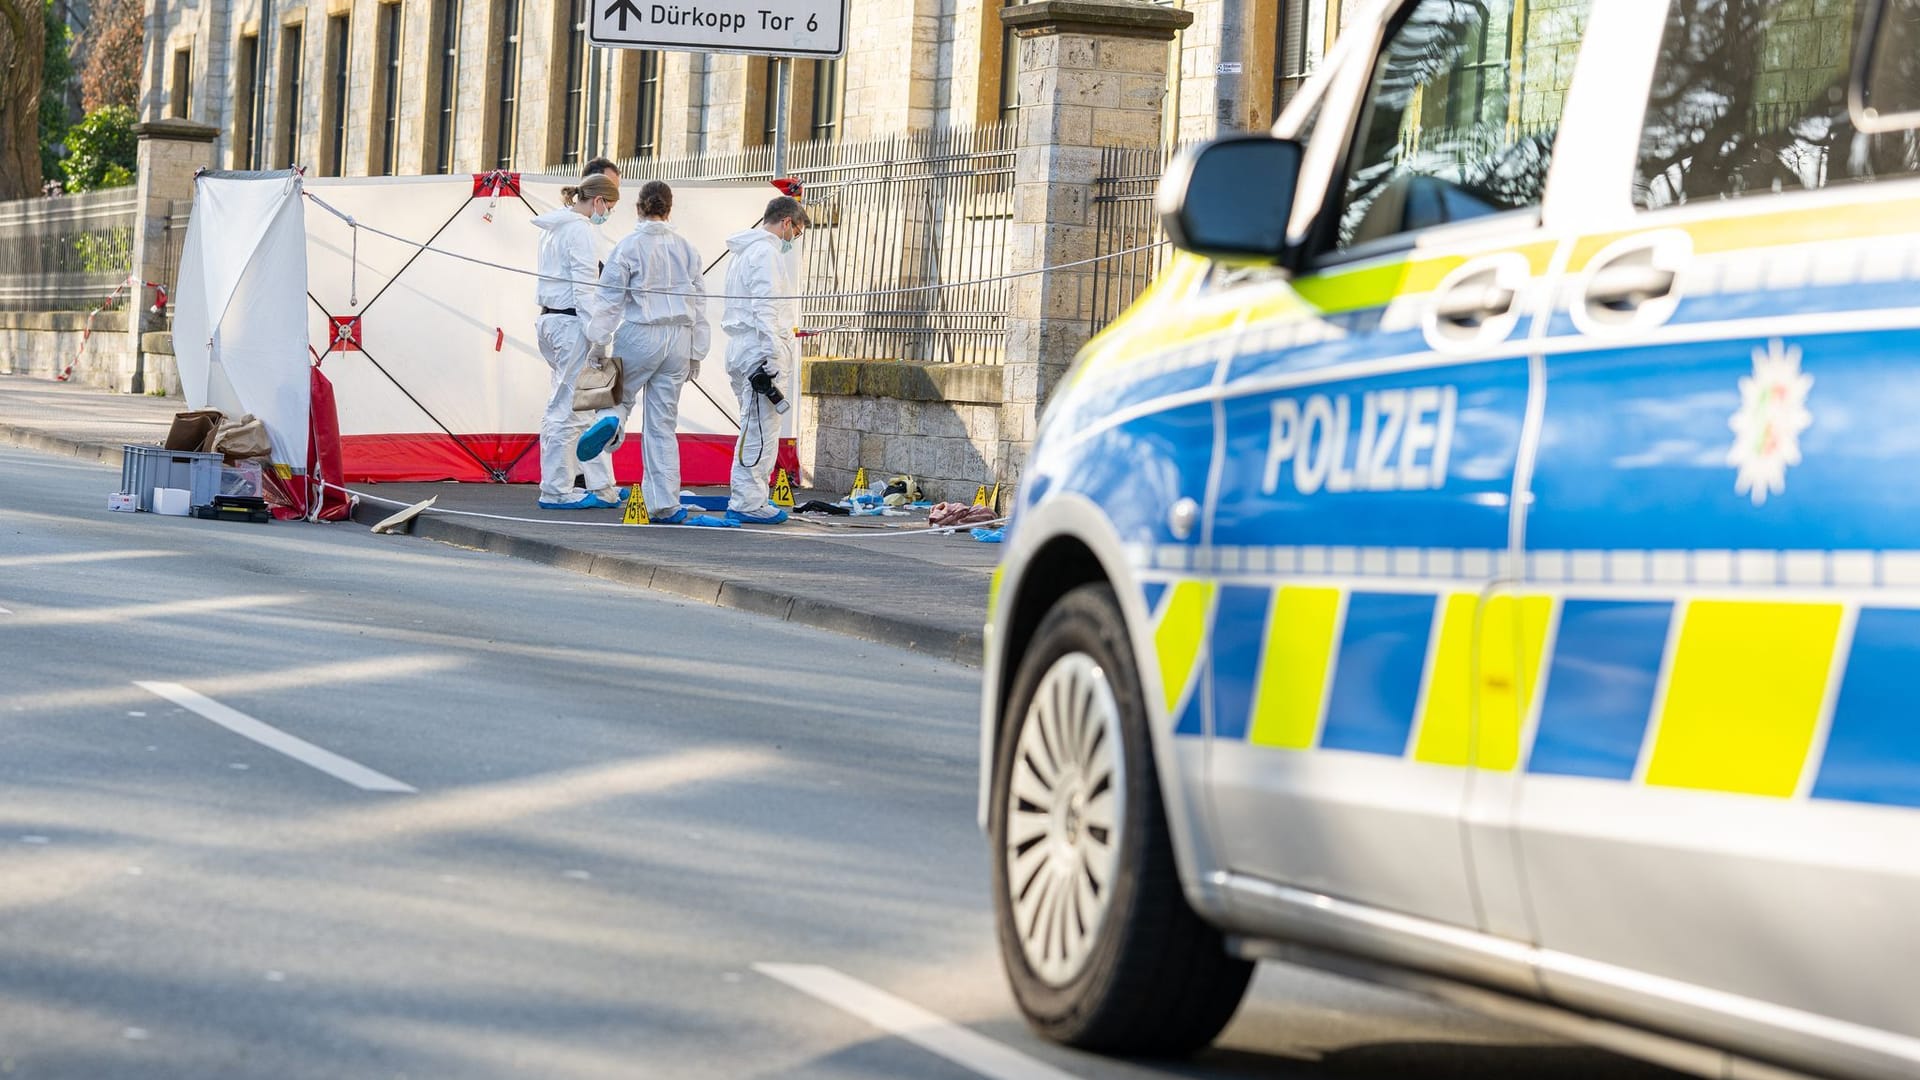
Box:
[590,2,843,180]
[772,57,791,178]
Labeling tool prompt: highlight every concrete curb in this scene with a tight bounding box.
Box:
[0,421,984,667]
[0,427,126,469]
[365,503,984,667]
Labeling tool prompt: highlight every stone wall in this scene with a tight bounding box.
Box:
[801,360,1002,501]
[842,0,941,141]
[0,311,151,393]
[1516,0,1588,127]
[1752,0,1857,108]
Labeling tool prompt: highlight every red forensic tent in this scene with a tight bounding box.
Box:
[302,172,799,485]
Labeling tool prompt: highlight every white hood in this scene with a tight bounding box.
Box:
[532,206,583,231]
[726,227,778,255]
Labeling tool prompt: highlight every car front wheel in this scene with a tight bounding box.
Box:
[990,582,1253,1055]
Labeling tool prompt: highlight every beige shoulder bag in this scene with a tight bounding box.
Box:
[573,353,621,412]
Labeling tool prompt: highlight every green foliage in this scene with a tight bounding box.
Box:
[61,104,135,192]
[73,226,132,272]
[39,0,72,183]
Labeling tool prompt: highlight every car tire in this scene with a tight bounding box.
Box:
[990,582,1254,1056]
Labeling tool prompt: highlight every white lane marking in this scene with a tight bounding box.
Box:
[754,964,1082,1080]
[135,682,416,794]
[14,654,464,715]
[0,605,11,615]
[8,594,296,629]
[0,550,180,569]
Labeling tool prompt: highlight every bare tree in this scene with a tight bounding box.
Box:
[79,0,139,111]
[0,0,49,199]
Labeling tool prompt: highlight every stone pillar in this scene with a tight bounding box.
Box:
[127,119,217,392]
[997,0,1189,485]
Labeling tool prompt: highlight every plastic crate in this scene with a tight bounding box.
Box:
[120,445,223,512]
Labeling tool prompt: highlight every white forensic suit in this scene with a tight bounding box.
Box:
[587,219,710,517]
[719,226,800,517]
[530,206,613,505]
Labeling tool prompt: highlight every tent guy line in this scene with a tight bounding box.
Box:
[328,482,1006,539]
[301,189,1170,304]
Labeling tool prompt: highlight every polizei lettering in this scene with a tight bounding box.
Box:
[651,4,747,33]
[1260,386,1458,496]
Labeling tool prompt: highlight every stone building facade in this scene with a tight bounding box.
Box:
[121,1,1435,498]
[137,0,1361,175]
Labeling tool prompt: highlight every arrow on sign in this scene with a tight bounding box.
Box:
[602,0,643,31]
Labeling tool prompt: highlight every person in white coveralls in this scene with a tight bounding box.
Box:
[719,195,809,525]
[529,172,619,509]
[578,180,710,523]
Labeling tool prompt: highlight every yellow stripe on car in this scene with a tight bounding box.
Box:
[1645,600,1845,799]
[1248,586,1343,750]
[1153,580,1216,717]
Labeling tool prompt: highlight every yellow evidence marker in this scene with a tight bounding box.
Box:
[622,484,648,525]
[772,468,796,508]
[972,485,988,507]
[850,466,868,499]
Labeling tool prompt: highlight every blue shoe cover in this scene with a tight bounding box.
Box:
[576,416,620,461]
[538,496,596,510]
[682,515,741,528]
[650,508,689,524]
[726,507,789,525]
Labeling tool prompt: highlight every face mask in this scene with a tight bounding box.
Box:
[780,239,794,254]
[590,209,610,225]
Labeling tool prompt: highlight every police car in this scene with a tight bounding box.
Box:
[979,1,1920,1077]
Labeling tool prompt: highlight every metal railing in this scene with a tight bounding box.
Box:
[620,124,1015,364]
[1090,145,1171,335]
[159,200,193,327]
[0,188,138,311]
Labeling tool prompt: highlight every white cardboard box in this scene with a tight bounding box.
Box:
[108,492,138,513]
[153,487,191,516]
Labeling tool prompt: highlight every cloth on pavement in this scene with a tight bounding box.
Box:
[929,502,997,527]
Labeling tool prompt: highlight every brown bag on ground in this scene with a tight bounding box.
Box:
[211,414,274,463]
[573,354,621,412]
[165,409,224,452]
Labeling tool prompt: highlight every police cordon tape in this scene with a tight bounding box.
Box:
[324,481,1006,538]
[301,189,1170,302]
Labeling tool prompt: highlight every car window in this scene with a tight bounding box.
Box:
[1637,0,1920,210]
[1334,0,1592,252]
[1859,0,1920,123]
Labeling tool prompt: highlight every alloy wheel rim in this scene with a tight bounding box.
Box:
[1004,651,1125,987]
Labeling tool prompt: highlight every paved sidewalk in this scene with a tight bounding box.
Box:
[0,374,998,664]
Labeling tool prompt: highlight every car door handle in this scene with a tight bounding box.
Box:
[1433,283,1518,327]
[1586,264,1678,312]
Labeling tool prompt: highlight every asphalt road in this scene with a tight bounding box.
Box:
[0,443,1679,1079]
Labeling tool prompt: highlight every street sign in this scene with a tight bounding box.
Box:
[590,0,848,59]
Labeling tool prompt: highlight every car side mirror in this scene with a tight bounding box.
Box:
[1156,135,1303,265]
[1851,0,1920,134]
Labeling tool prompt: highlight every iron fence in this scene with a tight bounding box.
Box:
[1090,145,1171,335]
[0,188,138,311]
[160,200,193,328]
[620,124,1014,364]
